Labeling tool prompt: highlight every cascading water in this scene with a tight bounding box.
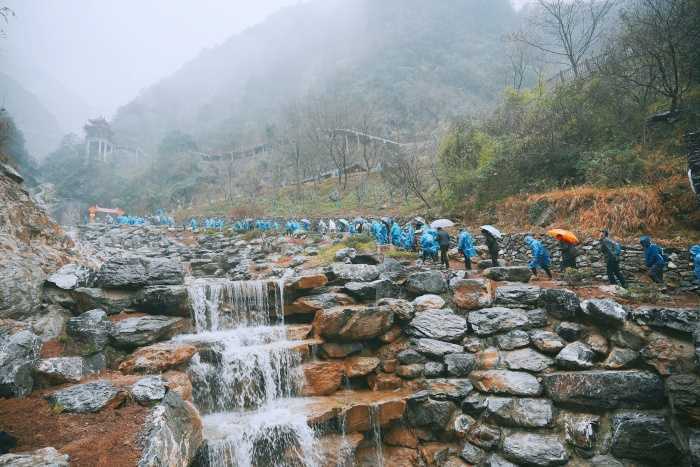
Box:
[182,279,319,467]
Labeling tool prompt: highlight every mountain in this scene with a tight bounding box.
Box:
[112,0,517,151]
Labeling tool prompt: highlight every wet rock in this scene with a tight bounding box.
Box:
[494,284,541,308]
[496,330,530,350]
[0,447,69,466]
[329,263,380,283]
[424,361,445,378]
[539,288,580,320]
[465,422,501,450]
[0,320,41,397]
[314,305,394,341]
[480,453,518,467]
[412,294,445,312]
[631,306,700,336]
[132,285,190,317]
[610,411,682,465]
[452,279,492,311]
[582,332,609,357]
[397,364,424,379]
[529,330,566,354]
[119,341,197,374]
[316,433,364,467]
[398,349,427,365]
[406,397,457,431]
[343,279,399,301]
[581,299,628,327]
[448,413,475,439]
[603,348,639,369]
[301,361,344,396]
[45,380,121,413]
[132,376,168,405]
[137,391,203,467]
[46,263,92,290]
[367,372,402,390]
[356,446,420,466]
[555,321,585,342]
[34,357,83,386]
[542,370,665,410]
[484,397,553,428]
[26,306,71,342]
[461,393,486,416]
[665,374,700,424]
[320,342,363,359]
[287,273,327,290]
[406,271,447,295]
[445,353,476,377]
[384,425,419,448]
[66,309,112,351]
[463,337,482,353]
[469,370,542,396]
[287,292,354,315]
[425,379,474,401]
[344,356,380,378]
[503,348,554,372]
[460,441,486,464]
[502,433,568,466]
[468,308,529,336]
[640,334,695,376]
[380,257,407,282]
[163,371,193,402]
[561,412,599,457]
[414,338,462,358]
[71,287,137,315]
[690,430,700,467]
[483,266,531,282]
[609,321,647,351]
[94,256,144,288]
[555,342,595,370]
[334,247,356,261]
[377,298,414,322]
[110,315,188,349]
[474,348,501,370]
[407,309,467,342]
[589,455,624,467]
[525,308,548,328]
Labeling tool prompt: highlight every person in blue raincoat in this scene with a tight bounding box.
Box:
[190,218,198,231]
[690,245,700,283]
[372,221,388,245]
[525,235,552,279]
[640,236,666,284]
[401,224,415,251]
[390,222,402,247]
[420,229,438,261]
[457,229,477,270]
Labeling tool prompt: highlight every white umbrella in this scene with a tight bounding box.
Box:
[414,216,426,225]
[480,225,503,239]
[430,219,455,229]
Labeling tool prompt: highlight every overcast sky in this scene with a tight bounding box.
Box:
[1,0,301,118]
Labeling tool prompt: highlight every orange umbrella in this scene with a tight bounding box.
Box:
[547,229,579,245]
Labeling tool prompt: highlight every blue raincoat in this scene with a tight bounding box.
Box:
[190,218,198,230]
[420,230,439,258]
[390,223,402,246]
[401,225,415,250]
[525,236,550,269]
[372,221,388,245]
[457,231,477,257]
[690,245,700,281]
[640,236,665,268]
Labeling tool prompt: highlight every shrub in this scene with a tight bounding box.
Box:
[577,147,645,187]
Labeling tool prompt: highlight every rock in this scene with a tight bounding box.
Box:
[603,348,639,369]
[583,332,609,357]
[452,279,493,311]
[468,308,529,336]
[316,433,364,467]
[380,257,407,281]
[367,372,402,390]
[397,364,424,379]
[555,322,584,342]
[343,279,398,301]
[407,309,467,342]
[460,442,486,464]
[474,348,501,370]
[425,379,474,401]
[45,380,121,413]
[376,298,414,322]
[119,341,197,374]
[406,397,457,431]
[640,334,695,376]
[398,349,427,365]
[287,292,355,315]
[320,342,363,359]
[95,256,184,288]
[483,266,531,283]
[424,361,445,378]
[288,273,328,290]
[503,348,554,372]
[132,286,190,317]
[46,263,92,290]
[335,247,356,261]
[301,361,344,396]
[555,342,595,370]
[610,411,682,465]
[465,422,501,450]
[71,287,137,315]
[34,357,83,386]
[496,330,530,350]
[690,430,700,467]
[137,391,203,467]
[463,337,482,353]
[485,397,553,428]
[313,305,394,341]
[66,309,112,352]
[469,370,542,396]
[494,284,541,308]
[542,370,665,410]
[502,433,568,466]
[539,288,580,320]
[415,338,463,358]
[561,412,599,457]
[406,271,447,295]
[631,306,700,336]
[344,356,380,378]
[529,330,566,354]
[609,321,646,351]
[445,353,476,377]
[384,425,418,448]
[110,315,188,349]
[480,453,518,467]
[665,374,700,424]
[526,308,548,328]
[0,321,41,397]
[589,455,624,467]
[145,258,185,286]
[0,447,69,466]
[448,413,475,439]
[26,306,71,342]
[329,263,380,283]
[582,299,628,327]
[132,376,167,405]
[163,371,193,402]
[412,294,445,311]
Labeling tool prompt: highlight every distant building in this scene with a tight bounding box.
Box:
[83,117,114,162]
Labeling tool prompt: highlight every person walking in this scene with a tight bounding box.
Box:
[437,227,451,269]
[482,228,500,267]
[525,235,552,279]
[640,235,666,284]
[457,228,477,270]
[690,245,700,285]
[600,229,626,287]
[557,234,578,272]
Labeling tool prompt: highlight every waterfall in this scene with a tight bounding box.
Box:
[184,279,318,467]
[369,405,384,467]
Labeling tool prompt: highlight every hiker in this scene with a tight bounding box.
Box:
[457,228,477,270]
[391,222,402,246]
[420,229,439,261]
[690,245,700,284]
[482,228,500,267]
[401,223,415,250]
[557,234,578,272]
[190,218,198,231]
[525,235,552,279]
[640,235,666,284]
[437,227,451,269]
[600,229,626,287]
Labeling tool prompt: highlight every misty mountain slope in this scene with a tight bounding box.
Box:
[112,0,516,150]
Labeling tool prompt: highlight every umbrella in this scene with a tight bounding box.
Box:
[301,218,310,224]
[430,219,455,229]
[480,225,503,239]
[547,229,579,245]
[414,216,426,225]
[381,217,392,224]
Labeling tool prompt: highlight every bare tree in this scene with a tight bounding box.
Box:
[0,7,13,38]
[505,40,532,91]
[381,143,434,210]
[513,0,615,78]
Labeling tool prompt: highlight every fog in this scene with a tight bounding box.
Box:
[1,0,301,125]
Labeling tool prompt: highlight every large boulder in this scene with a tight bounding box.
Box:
[329,263,380,283]
[610,411,682,465]
[132,376,168,405]
[45,263,93,290]
[137,391,203,467]
[95,256,184,288]
[414,338,463,358]
[66,309,113,351]
[503,348,554,373]
[665,374,700,424]
[502,433,568,466]
[407,309,467,342]
[377,298,414,322]
[313,305,394,341]
[0,320,41,397]
[451,279,492,311]
[468,308,529,336]
[555,342,595,370]
[529,330,566,354]
[0,447,69,466]
[424,379,474,401]
[110,315,189,349]
[494,285,541,308]
[119,341,197,374]
[71,287,138,315]
[631,306,700,336]
[343,279,399,301]
[484,397,553,428]
[483,267,531,283]
[406,271,447,295]
[412,294,445,312]
[539,288,580,320]
[45,380,121,413]
[542,370,665,410]
[132,286,190,317]
[301,361,344,396]
[34,357,84,386]
[445,353,476,377]
[581,299,628,327]
[286,292,354,315]
[406,395,457,431]
[496,330,530,350]
[469,370,542,396]
[287,273,328,291]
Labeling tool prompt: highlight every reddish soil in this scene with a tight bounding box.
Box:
[40,339,66,358]
[109,311,148,323]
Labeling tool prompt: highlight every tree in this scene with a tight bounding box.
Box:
[0,6,13,38]
[0,108,37,181]
[514,0,615,78]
